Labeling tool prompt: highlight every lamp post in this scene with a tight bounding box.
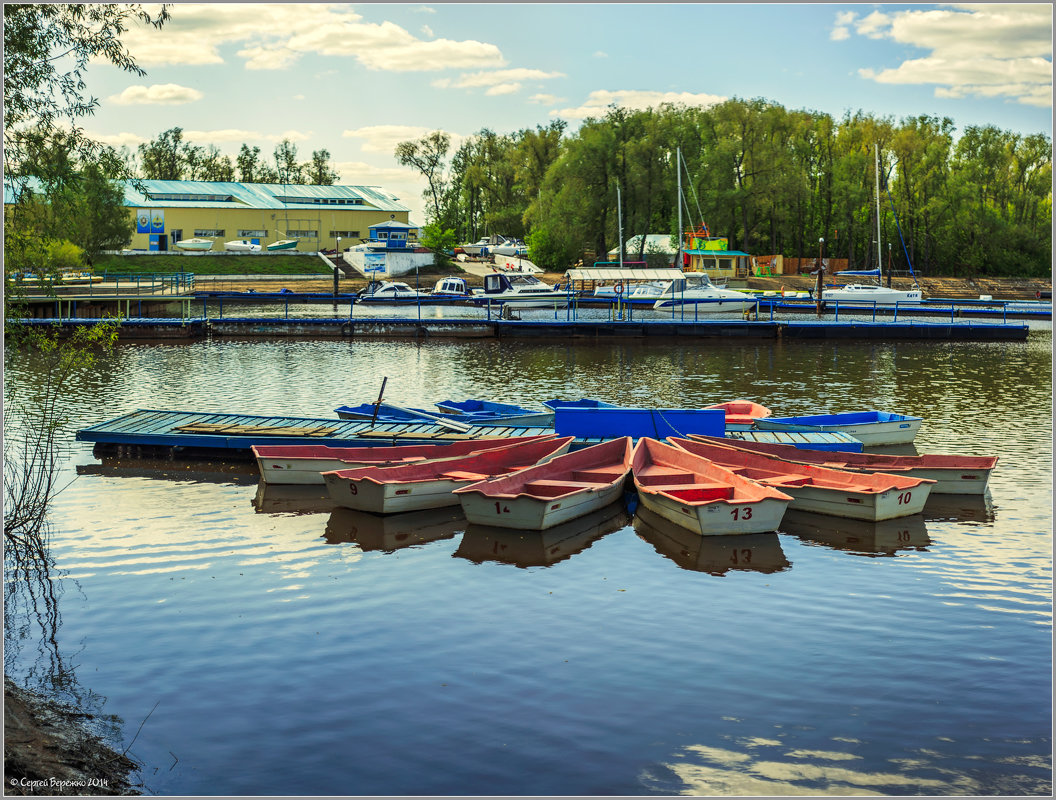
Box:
[814,237,825,317]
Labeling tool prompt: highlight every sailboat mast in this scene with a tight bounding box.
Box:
[874,142,882,280]
[617,183,623,269]
[676,147,683,271]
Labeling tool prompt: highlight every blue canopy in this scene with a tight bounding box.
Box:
[834,269,881,277]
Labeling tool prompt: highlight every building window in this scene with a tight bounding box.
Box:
[194,229,225,237]
[287,230,318,239]
[148,193,234,203]
[377,232,388,239]
[239,229,267,238]
[329,230,360,238]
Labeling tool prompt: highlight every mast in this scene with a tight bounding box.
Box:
[676,146,683,272]
[617,183,623,269]
[874,142,882,281]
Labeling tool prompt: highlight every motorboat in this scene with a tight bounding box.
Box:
[225,239,262,253]
[459,234,519,257]
[356,281,432,302]
[820,280,923,306]
[430,276,476,298]
[266,239,298,251]
[174,237,214,251]
[652,273,758,312]
[490,237,528,257]
[473,272,569,309]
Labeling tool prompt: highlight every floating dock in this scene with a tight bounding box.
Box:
[76,408,555,458]
[11,315,1031,341]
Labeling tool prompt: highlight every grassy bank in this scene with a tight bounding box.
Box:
[92,253,334,276]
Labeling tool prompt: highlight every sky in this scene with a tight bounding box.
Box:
[81,2,1054,223]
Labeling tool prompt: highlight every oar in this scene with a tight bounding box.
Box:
[369,377,388,427]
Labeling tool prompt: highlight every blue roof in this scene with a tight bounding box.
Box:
[686,249,751,257]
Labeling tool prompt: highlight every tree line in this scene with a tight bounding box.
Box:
[397,101,1052,278]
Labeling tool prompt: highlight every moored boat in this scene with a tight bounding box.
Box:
[266,239,298,251]
[355,281,432,302]
[631,438,792,536]
[225,239,262,252]
[174,237,214,251]
[473,272,569,309]
[321,436,573,513]
[454,437,633,530]
[704,400,771,429]
[252,435,554,485]
[752,410,922,446]
[669,437,933,521]
[652,273,757,312]
[542,398,621,411]
[430,276,475,298]
[434,399,555,427]
[686,435,997,495]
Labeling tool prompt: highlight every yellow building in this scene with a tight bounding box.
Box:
[123,179,414,252]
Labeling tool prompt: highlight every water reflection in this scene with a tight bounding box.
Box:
[77,455,258,485]
[923,492,996,523]
[779,508,930,556]
[455,502,630,567]
[633,506,790,575]
[324,507,465,551]
[252,482,335,514]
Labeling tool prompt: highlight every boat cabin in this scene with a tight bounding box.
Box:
[432,277,472,296]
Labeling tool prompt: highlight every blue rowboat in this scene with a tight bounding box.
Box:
[434,399,555,427]
[752,411,922,447]
[542,398,621,411]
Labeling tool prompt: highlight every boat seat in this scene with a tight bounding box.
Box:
[635,466,698,486]
[652,483,735,502]
[761,475,813,487]
[523,479,609,498]
[440,470,490,481]
[571,468,626,482]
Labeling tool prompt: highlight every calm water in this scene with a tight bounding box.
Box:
[4,333,1052,796]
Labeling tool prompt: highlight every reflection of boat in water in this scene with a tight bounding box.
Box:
[455,502,630,567]
[778,508,930,556]
[923,493,995,524]
[252,483,334,514]
[633,505,789,575]
[323,507,465,551]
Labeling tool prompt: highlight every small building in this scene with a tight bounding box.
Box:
[683,234,751,280]
[343,219,434,278]
[119,179,412,253]
[606,234,678,267]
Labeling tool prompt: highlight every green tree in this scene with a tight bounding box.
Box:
[306,148,338,185]
[394,131,450,222]
[273,138,304,184]
[138,127,186,180]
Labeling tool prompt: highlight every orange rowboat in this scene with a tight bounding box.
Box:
[631,438,792,536]
[669,437,933,521]
[252,435,555,485]
[454,437,634,530]
[687,434,996,495]
[321,437,573,513]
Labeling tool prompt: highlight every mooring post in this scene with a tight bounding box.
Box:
[815,237,826,317]
[333,266,339,298]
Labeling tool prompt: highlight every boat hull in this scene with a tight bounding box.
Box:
[753,413,922,446]
[324,473,467,513]
[773,482,930,521]
[266,240,298,251]
[458,481,626,530]
[474,294,569,309]
[653,297,757,312]
[635,489,789,536]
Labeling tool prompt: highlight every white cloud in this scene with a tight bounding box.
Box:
[108,83,203,105]
[529,93,560,105]
[121,4,504,72]
[485,83,521,96]
[443,68,565,89]
[181,129,312,145]
[87,131,150,149]
[342,125,465,155]
[850,5,1052,106]
[415,6,436,13]
[421,25,434,38]
[552,89,727,120]
[594,51,608,58]
[830,11,855,41]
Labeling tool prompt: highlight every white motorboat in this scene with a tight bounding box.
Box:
[431,276,475,298]
[652,273,758,312]
[459,234,519,257]
[821,280,923,306]
[174,238,214,252]
[490,238,527,257]
[225,239,262,253]
[356,281,431,302]
[474,272,569,309]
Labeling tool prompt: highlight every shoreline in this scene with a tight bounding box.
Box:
[4,677,139,796]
